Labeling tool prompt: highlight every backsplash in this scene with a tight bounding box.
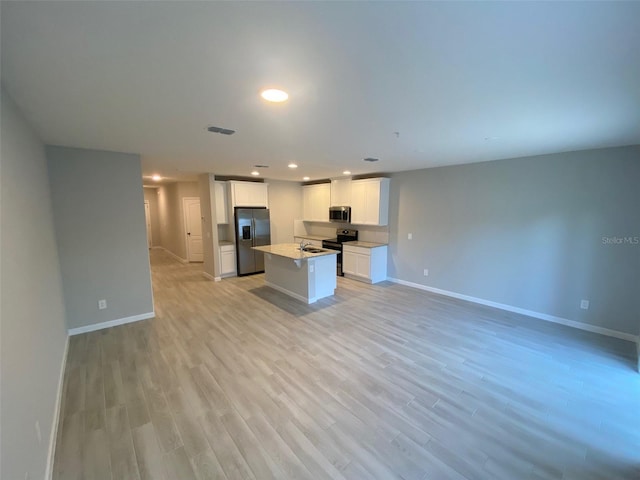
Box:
[293,219,389,244]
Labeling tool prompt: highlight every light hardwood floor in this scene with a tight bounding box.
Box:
[53,249,640,479]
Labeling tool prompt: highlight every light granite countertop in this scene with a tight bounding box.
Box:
[343,241,388,248]
[253,243,338,260]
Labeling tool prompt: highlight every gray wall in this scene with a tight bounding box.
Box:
[1,90,68,479]
[198,174,217,277]
[143,187,161,247]
[47,146,154,330]
[389,146,640,336]
[157,181,199,260]
[268,180,303,244]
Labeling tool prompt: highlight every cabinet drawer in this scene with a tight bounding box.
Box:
[343,245,370,256]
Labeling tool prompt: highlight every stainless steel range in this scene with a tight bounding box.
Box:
[322,229,358,276]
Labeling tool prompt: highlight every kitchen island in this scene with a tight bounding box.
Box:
[252,244,338,304]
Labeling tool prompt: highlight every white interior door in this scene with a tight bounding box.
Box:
[183,197,203,262]
[144,200,152,248]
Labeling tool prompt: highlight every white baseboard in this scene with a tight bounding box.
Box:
[215,276,222,282]
[265,281,316,304]
[387,277,639,343]
[202,271,216,281]
[68,311,155,336]
[46,335,69,480]
[157,246,188,264]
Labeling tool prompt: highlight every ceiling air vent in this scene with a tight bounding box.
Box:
[207,125,235,135]
[363,157,379,162]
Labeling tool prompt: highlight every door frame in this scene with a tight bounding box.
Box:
[144,200,152,248]
[182,197,202,262]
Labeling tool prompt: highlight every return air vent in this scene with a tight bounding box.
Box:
[207,125,235,135]
[363,157,379,162]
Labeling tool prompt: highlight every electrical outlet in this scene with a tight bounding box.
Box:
[309,264,314,273]
[423,269,429,276]
[98,299,107,310]
[35,420,42,444]
[408,233,413,240]
[580,299,589,310]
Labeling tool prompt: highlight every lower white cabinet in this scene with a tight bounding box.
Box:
[219,244,236,276]
[342,244,387,284]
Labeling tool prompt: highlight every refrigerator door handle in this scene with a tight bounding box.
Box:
[251,218,255,246]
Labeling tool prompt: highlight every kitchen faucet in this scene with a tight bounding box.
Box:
[300,240,312,251]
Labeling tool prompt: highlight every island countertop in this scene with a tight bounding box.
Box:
[253,243,337,260]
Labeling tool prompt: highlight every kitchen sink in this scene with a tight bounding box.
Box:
[301,247,325,253]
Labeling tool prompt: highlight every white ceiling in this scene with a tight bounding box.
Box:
[2,1,639,184]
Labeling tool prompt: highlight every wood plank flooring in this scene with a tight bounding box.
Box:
[53,249,640,479]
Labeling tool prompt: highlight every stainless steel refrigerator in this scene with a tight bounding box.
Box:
[234,207,271,276]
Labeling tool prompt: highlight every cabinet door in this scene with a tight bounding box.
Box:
[314,184,330,222]
[350,180,367,224]
[350,178,389,226]
[302,187,314,220]
[342,251,357,275]
[231,182,268,207]
[220,249,236,274]
[355,253,371,278]
[248,183,268,207]
[303,184,330,221]
[331,179,352,206]
[214,182,228,224]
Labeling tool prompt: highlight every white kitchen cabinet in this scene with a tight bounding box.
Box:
[214,181,229,224]
[219,244,236,276]
[330,178,352,206]
[229,181,269,208]
[294,237,323,247]
[350,178,390,226]
[302,183,330,222]
[342,244,387,284]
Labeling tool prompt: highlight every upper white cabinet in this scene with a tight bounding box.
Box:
[330,178,352,206]
[350,178,390,226]
[303,183,330,222]
[214,181,229,224]
[229,181,268,208]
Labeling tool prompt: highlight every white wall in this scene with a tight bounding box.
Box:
[198,174,217,278]
[267,180,303,244]
[47,146,154,331]
[1,89,68,480]
[388,145,640,337]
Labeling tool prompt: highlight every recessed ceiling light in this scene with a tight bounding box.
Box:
[343,170,351,175]
[303,176,310,181]
[251,171,260,176]
[288,163,298,169]
[152,174,162,181]
[260,88,289,103]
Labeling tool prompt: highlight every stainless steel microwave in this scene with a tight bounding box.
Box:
[329,206,351,223]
